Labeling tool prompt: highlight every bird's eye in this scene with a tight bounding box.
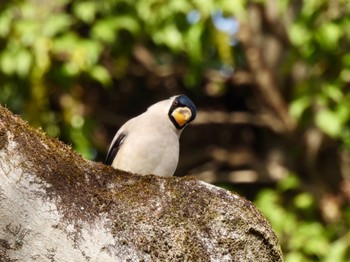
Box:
[173,99,179,106]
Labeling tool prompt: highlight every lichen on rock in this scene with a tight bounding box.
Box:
[0,105,283,261]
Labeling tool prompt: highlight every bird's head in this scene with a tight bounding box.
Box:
[168,95,196,130]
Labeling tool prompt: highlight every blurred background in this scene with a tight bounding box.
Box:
[1,0,350,260]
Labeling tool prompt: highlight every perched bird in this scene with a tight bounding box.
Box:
[105,95,196,177]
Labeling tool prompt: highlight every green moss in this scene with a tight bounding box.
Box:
[0,105,283,261]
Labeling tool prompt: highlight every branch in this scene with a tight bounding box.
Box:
[237,21,296,133]
[0,105,283,261]
[194,110,287,134]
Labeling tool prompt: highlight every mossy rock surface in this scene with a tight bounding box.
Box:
[0,105,283,261]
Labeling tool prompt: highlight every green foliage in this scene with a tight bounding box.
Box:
[0,0,245,158]
[255,175,350,261]
[0,1,349,258]
[288,0,350,147]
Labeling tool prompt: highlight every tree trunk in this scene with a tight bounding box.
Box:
[0,105,283,261]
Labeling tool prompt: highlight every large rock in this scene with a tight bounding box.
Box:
[0,105,283,261]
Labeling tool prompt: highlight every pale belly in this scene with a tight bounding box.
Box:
[112,133,179,177]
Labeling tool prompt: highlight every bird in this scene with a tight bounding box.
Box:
[104,95,196,177]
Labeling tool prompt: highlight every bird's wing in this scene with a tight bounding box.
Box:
[104,132,127,165]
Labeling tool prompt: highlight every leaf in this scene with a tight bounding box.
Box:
[43,14,72,37]
[15,20,40,45]
[79,39,102,66]
[290,96,311,120]
[323,83,343,102]
[315,109,342,137]
[316,22,342,50]
[73,1,97,24]
[217,0,245,17]
[290,222,329,256]
[324,233,350,262]
[294,192,314,209]
[285,252,306,262]
[302,0,323,16]
[91,16,140,43]
[153,24,183,51]
[88,65,111,86]
[15,48,33,77]
[167,0,192,14]
[52,33,79,53]
[114,16,140,35]
[0,9,13,37]
[185,22,204,63]
[0,49,16,75]
[193,0,215,17]
[289,23,311,47]
[341,54,350,67]
[277,174,300,191]
[91,19,117,43]
[0,44,32,77]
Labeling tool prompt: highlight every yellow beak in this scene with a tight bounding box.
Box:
[171,107,192,127]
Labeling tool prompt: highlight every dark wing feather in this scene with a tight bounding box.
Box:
[104,132,127,165]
